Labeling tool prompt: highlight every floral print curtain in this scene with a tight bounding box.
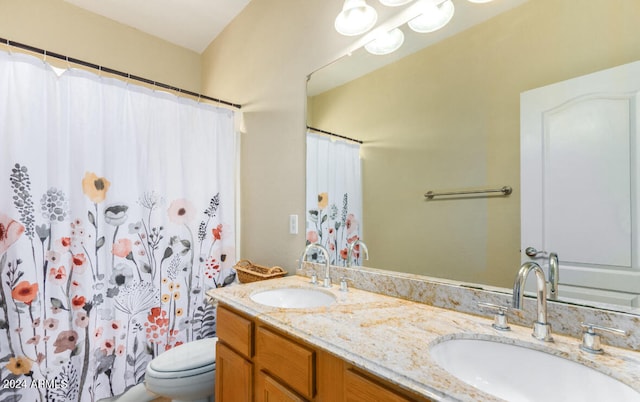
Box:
[306,132,362,266]
[0,51,236,401]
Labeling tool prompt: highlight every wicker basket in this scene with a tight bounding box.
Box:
[234,259,287,283]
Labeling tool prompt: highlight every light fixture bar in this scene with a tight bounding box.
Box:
[379,0,414,6]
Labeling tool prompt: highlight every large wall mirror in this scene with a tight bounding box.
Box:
[306,0,640,314]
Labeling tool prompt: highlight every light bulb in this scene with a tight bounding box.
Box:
[335,0,378,36]
[408,0,455,33]
[365,28,405,55]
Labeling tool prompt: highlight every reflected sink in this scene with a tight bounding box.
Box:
[430,338,640,402]
[250,287,336,308]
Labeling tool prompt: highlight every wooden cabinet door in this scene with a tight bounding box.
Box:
[260,372,307,402]
[216,342,253,402]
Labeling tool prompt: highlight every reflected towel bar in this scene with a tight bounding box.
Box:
[424,186,512,200]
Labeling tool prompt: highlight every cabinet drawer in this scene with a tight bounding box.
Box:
[261,372,307,402]
[217,305,253,358]
[344,368,413,402]
[257,326,315,399]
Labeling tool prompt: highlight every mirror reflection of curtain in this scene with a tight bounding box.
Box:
[306,132,362,266]
[0,51,236,401]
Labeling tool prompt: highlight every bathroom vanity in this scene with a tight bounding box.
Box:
[207,275,640,401]
[216,304,431,401]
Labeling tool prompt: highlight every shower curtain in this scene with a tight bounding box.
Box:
[306,132,362,266]
[0,51,236,401]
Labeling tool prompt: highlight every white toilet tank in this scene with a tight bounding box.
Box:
[145,337,217,402]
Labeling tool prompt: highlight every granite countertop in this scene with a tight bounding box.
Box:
[206,275,640,401]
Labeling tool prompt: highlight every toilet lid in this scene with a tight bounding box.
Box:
[149,337,217,374]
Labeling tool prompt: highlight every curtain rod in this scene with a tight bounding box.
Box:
[307,126,363,144]
[0,37,242,110]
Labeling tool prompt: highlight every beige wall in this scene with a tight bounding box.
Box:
[5,0,640,284]
[307,0,640,287]
[201,0,353,270]
[0,0,201,92]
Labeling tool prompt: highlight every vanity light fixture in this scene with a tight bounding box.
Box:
[365,27,405,55]
[335,0,379,36]
[379,0,414,6]
[408,0,455,33]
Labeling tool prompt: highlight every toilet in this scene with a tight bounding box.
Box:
[98,337,217,402]
[144,337,218,402]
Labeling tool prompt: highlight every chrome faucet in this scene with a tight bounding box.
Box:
[524,247,560,300]
[346,239,369,267]
[548,252,559,300]
[512,262,553,342]
[299,243,332,288]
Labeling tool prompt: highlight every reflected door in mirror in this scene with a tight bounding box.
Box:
[521,61,640,307]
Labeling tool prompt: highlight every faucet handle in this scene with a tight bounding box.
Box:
[478,302,511,331]
[339,276,352,292]
[580,323,628,354]
[310,272,318,285]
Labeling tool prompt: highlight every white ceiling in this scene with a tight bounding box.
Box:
[64,0,252,53]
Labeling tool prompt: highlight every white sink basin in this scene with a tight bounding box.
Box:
[250,287,336,308]
[430,338,640,402]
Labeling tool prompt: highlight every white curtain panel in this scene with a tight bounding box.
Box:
[306,132,362,266]
[0,51,236,401]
